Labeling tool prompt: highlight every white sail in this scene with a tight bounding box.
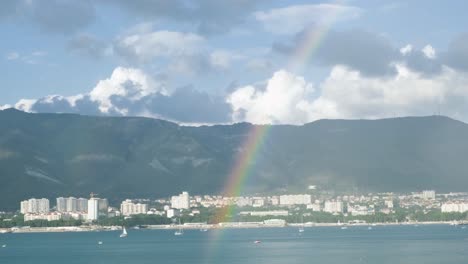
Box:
[120,226,128,237]
[174,218,183,236]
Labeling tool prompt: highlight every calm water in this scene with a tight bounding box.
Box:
[1,225,467,264]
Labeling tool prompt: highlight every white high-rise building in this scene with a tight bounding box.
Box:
[77,198,88,212]
[120,200,148,216]
[56,197,87,212]
[20,198,49,214]
[98,198,108,216]
[56,197,67,212]
[171,192,190,209]
[324,201,343,214]
[279,194,312,205]
[20,200,29,214]
[66,197,77,212]
[87,198,99,221]
[421,190,436,200]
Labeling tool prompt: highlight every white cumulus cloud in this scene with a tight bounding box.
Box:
[14,99,37,112]
[1,66,232,124]
[227,70,314,124]
[400,44,413,55]
[227,65,468,124]
[422,45,436,59]
[89,67,167,114]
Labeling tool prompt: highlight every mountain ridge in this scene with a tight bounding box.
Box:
[1,109,468,210]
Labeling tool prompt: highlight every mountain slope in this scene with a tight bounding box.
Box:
[1,108,468,210]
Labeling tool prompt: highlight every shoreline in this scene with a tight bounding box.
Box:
[1,221,465,234]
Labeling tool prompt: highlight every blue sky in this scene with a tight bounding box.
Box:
[2,0,468,124]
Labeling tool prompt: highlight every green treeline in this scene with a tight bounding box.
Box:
[1,209,467,228]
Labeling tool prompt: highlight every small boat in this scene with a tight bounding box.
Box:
[120,226,128,238]
[1,244,6,248]
[174,218,183,236]
[298,215,305,233]
[98,241,103,245]
[341,226,348,230]
[200,228,208,232]
[254,240,261,244]
[368,226,372,230]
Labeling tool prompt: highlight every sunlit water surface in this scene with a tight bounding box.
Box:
[1,225,467,264]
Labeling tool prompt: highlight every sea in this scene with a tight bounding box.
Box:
[1,225,467,264]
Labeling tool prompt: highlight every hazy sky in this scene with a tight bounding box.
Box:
[2,0,468,124]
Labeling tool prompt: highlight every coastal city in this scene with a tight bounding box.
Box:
[1,187,468,233]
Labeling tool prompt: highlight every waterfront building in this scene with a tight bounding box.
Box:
[120,199,149,216]
[87,198,99,221]
[77,198,88,212]
[279,194,312,205]
[441,202,468,213]
[20,200,29,214]
[263,219,287,227]
[66,197,77,212]
[86,194,108,221]
[56,197,67,212]
[171,192,190,209]
[239,210,289,216]
[56,197,88,213]
[24,212,62,221]
[348,205,371,216]
[323,201,343,214]
[20,198,50,214]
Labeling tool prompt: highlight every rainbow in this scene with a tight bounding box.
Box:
[203,124,270,262]
[287,1,349,72]
[212,124,270,223]
[204,3,348,261]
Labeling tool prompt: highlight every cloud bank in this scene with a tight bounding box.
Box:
[5,60,468,125]
[6,67,232,124]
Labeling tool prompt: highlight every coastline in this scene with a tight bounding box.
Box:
[1,221,464,234]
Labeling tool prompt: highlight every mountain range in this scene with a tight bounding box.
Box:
[1,108,468,210]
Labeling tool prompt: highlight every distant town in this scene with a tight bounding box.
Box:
[2,187,468,232]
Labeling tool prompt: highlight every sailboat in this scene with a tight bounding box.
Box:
[174,218,183,236]
[298,215,305,233]
[120,226,128,238]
